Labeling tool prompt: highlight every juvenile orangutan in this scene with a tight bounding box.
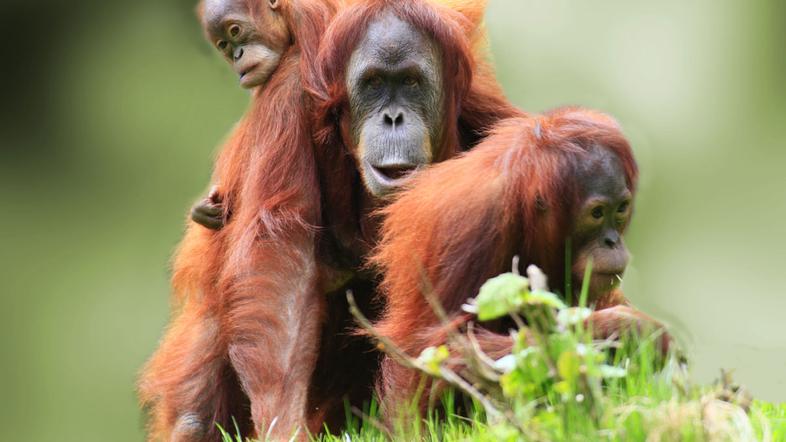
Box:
[371,108,670,415]
[139,0,342,440]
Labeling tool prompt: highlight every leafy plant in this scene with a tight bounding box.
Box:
[218,264,783,441]
[348,264,774,441]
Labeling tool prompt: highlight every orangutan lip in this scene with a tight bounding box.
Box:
[369,163,419,186]
[594,272,624,283]
[239,63,259,78]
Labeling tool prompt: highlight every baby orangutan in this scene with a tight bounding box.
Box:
[202,0,291,89]
[139,0,341,440]
[190,0,305,226]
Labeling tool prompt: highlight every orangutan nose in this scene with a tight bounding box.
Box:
[604,230,620,248]
[383,110,405,130]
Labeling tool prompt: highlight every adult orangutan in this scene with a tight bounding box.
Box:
[185,0,522,434]
[304,0,522,429]
[296,0,523,288]
[370,108,670,416]
[138,0,341,440]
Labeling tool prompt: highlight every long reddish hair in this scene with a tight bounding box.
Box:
[143,2,342,438]
[172,0,342,303]
[207,0,342,226]
[371,108,638,353]
[305,0,522,256]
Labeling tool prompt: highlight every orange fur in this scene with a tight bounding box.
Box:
[370,108,656,415]
[139,1,341,440]
[142,0,524,438]
[298,0,526,431]
[308,0,523,262]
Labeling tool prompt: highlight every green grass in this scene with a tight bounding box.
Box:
[221,269,786,441]
[221,396,786,441]
[219,342,786,442]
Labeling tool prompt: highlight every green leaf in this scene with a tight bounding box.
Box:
[553,380,572,395]
[500,369,526,398]
[490,423,520,442]
[417,345,450,376]
[518,347,550,386]
[548,333,577,359]
[557,307,592,327]
[557,351,580,385]
[525,290,567,309]
[475,273,530,321]
[512,329,528,353]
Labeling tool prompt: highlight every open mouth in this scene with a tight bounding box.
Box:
[373,164,418,181]
[369,163,419,187]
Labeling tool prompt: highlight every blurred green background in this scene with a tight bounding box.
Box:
[0,0,784,440]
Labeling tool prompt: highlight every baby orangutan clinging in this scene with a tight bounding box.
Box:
[370,108,670,416]
[139,0,342,440]
[188,0,300,228]
[189,0,338,227]
[201,0,291,89]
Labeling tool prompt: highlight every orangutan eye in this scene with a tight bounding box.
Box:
[591,206,604,220]
[366,75,383,89]
[228,24,241,38]
[403,76,419,87]
[217,40,228,50]
[617,201,629,213]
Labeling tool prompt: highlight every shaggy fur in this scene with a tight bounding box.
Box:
[141,0,525,438]
[138,1,341,440]
[371,108,651,415]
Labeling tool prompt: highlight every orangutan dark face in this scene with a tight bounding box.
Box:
[345,11,444,198]
[570,146,633,301]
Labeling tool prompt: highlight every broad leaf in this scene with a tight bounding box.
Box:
[417,345,450,376]
[557,307,592,327]
[526,290,567,309]
[474,273,530,321]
